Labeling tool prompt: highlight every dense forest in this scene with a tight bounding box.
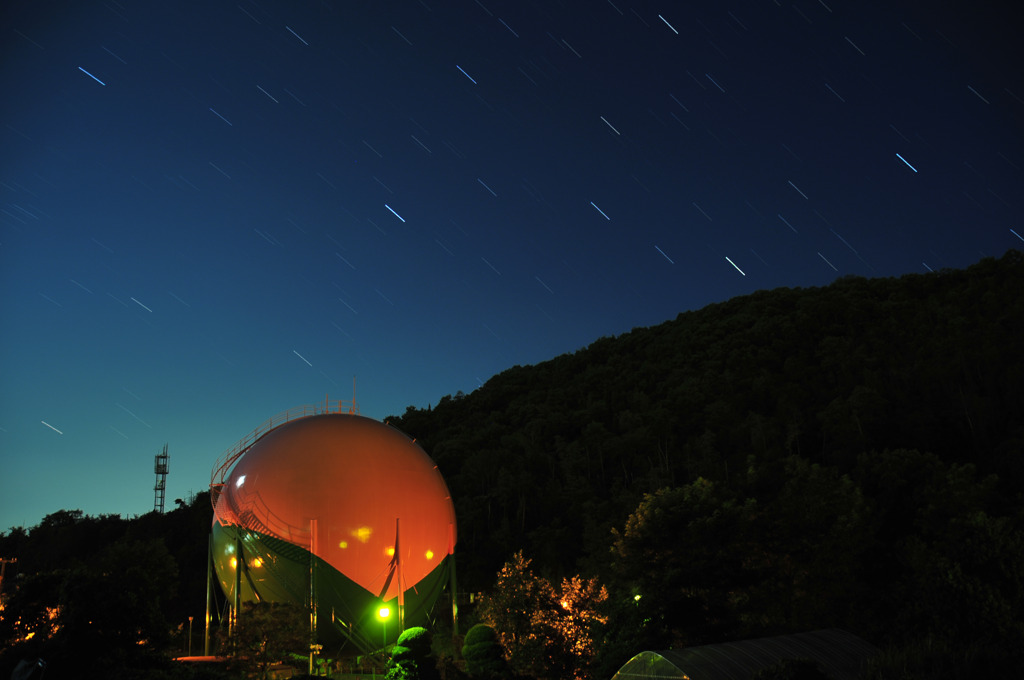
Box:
[394,251,1021,566]
[1,250,1021,678]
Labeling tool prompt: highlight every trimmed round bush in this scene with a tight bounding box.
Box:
[398,626,433,657]
[461,624,507,679]
[387,627,439,680]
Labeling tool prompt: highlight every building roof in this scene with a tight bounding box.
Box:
[610,629,878,680]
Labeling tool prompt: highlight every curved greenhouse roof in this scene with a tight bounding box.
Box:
[610,629,878,680]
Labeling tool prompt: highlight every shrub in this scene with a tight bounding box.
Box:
[461,624,507,679]
[387,627,439,680]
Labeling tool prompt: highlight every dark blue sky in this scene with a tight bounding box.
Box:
[2,0,1021,530]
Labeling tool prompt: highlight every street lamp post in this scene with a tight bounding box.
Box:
[188,616,194,657]
[378,605,391,652]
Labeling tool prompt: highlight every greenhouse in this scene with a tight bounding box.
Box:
[609,628,878,680]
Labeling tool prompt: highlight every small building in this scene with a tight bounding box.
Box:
[609,628,878,680]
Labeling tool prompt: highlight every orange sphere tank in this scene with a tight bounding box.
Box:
[210,411,456,651]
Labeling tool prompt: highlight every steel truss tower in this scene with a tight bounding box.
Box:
[154,443,169,513]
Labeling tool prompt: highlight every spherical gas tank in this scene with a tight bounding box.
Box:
[211,413,456,651]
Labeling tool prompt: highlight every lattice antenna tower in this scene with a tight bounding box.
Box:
[154,443,169,513]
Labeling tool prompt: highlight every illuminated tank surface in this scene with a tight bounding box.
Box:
[211,412,456,652]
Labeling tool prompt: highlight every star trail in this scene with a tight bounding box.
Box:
[1,0,1021,528]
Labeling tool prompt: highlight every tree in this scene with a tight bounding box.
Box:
[609,479,757,645]
[547,574,608,680]
[0,537,182,679]
[228,602,307,680]
[479,551,553,677]
[0,570,64,666]
[479,551,608,680]
[851,448,1022,645]
[742,456,873,632]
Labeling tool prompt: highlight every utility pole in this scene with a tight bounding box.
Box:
[205,534,213,656]
[309,518,318,675]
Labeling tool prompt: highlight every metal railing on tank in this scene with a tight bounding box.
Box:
[219,479,313,546]
[210,395,358,510]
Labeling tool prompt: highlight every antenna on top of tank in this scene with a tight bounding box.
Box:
[324,376,359,415]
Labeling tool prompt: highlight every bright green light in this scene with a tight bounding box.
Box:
[378,606,391,619]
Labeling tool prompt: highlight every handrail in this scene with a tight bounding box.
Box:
[210,397,357,510]
[214,480,312,547]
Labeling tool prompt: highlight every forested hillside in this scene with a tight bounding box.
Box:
[391,250,1023,589]
[389,250,1024,675]
[2,251,1021,678]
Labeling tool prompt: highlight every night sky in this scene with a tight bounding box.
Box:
[2,0,1021,530]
